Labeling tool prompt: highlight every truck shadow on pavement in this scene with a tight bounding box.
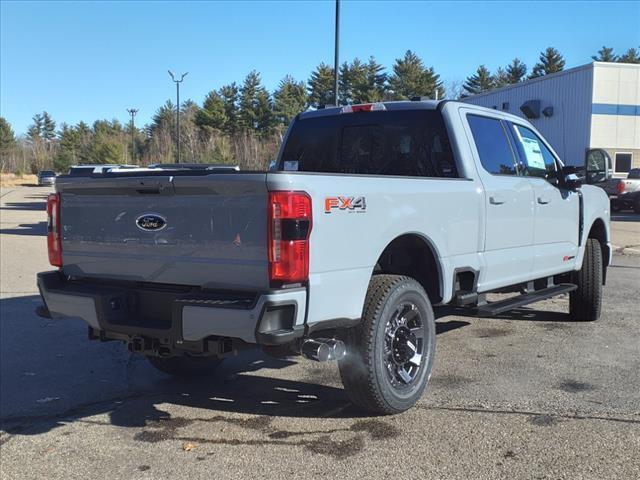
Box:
[0,296,475,439]
[0,201,47,211]
[0,221,47,236]
[436,304,574,323]
[0,295,575,452]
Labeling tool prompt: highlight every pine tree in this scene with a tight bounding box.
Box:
[274,75,307,126]
[618,47,640,64]
[505,58,527,84]
[493,67,510,88]
[463,65,495,95]
[42,112,56,143]
[219,83,239,134]
[255,88,275,136]
[55,123,81,172]
[27,113,44,140]
[87,120,125,164]
[339,58,366,105]
[0,117,16,155]
[238,71,263,131]
[196,90,228,131]
[530,47,565,78]
[76,121,93,159]
[388,50,443,100]
[353,56,387,103]
[150,100,176,135]
[308,63,335,107]
[592,46,617,62]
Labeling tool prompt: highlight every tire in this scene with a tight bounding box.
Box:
[146,355,223,378]
[569,238,603,321]
[338,275,436,415]
[633,197,640,215]
[611,202,621,213]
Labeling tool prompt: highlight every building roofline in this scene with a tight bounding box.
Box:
[466,61,640,100]
[466,63,595,100]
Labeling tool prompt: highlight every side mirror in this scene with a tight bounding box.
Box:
[564,174,583,191]
[585,149,611,184]
[560,166,583,191]
[268,160,277,171]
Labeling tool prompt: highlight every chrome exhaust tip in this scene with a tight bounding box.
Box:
[301,338,346,362]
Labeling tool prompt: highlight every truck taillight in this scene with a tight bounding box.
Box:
[616,181,625,194]
[268,191,312,284]
[47,193,62,267]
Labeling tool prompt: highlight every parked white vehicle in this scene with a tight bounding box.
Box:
[38,100,611,414]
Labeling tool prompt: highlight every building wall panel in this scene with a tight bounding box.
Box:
[463,64,594,166]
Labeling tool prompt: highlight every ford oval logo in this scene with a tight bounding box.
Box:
[136,214,167,231]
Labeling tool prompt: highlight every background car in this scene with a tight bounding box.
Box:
[37,170,56,186]
[606,169,640,213]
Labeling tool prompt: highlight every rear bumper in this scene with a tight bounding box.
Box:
[37,271,307,349]
[610,192,639,208]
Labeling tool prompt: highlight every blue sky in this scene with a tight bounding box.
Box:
[1,0,639,134]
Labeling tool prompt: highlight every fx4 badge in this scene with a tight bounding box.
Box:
[324,196,367,214]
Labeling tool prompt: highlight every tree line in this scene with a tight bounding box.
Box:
[462,46,640,95]
[1,46,638,174]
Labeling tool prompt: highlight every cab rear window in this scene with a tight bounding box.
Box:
[280,110,458,178]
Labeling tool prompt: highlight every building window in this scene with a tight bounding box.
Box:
[615,153,633,173]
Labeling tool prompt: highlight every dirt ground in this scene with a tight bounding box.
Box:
[0,173,38,188]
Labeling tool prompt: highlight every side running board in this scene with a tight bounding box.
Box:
[476,283,577,317]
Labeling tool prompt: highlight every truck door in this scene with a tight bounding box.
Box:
[465,113,535,290]
[508,122,580,276]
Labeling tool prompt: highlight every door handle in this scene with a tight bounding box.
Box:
[489,196,506,205]
[537,196,551,205]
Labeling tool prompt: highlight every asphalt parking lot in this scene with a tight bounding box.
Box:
[1,186,639,480]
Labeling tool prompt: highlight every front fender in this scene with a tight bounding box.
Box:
[576,185,611,269]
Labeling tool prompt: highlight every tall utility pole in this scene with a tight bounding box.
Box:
[333,0,340,106]
[126,108,138,164]
[168,70,188,163]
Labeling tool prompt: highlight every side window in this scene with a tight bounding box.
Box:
[512,125,558,179]
[467,115,518,175]
[614,153,632,174]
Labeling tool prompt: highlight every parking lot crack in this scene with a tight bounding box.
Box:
[420,404,640,425]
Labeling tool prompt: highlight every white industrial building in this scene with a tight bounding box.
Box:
[464,62,640,176]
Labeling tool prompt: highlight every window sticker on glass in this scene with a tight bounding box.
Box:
[284,161,299,171]
[516,130,546,170]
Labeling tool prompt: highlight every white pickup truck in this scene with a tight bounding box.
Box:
[38,100,611,414]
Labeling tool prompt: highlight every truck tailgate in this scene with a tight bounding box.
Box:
[56,174,269,290]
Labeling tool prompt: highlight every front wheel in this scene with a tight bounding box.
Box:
[339,275,436,415]
[569,238,603,321]
[146,355,223,378]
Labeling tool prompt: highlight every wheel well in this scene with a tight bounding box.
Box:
[587,218,609,284]
[374,234,442,303]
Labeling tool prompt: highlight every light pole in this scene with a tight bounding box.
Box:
[168,70,188,163]
[333,0,340,106]
[126,108,138,164]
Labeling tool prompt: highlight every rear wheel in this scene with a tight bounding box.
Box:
[339,275,436,415]
[633,197,640,214]
[146,355,223,378]
[569,238,603,321]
